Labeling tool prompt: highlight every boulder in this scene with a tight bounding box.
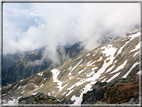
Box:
[18,92,67,104]
[19,100,27,104]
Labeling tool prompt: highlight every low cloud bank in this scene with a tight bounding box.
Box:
[3,3,140,65]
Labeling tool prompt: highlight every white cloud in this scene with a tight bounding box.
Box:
[3,3,140,64]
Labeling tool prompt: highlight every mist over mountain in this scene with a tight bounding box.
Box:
[2,3,141,106]
[2,42,86,86]
[3,3,140,60]
[2,26,140,86]
[2,30,141,105]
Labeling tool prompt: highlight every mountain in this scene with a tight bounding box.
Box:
[2,50,48,86]
[2,29,132,86]
[97,25,140,45]
[3,51,26,70]
[3,27,139,86]
[57,42,86,62]
[2,42,85,86]
[2,30,140,105]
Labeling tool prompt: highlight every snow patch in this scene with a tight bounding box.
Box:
[86,60,92,66]
[133,51,139,57]
[97,56,102,62]
[62,92,66,95]
[67,85,75,91]
[130,42,140,53]
[137,71,140,75]
[93,51,96,56]
[26,83,39,94]
[105,65,115,73]
[101,44,117,57]
[63,82,69,88]
[34,84,38,88]
[48,92,51,96]
[101,78,106,82]
[21,91,25,94]
[117,31,140,56]
[69,76,74,80]
[13,84,18,89]
[122,62,139,78]
[86,71,94,77]
[39,84,44,88]
[3,97,20,105]
[52,90,55,94]
[86,67,98,77]
[68,66,72,70]
[51,69,63,91]
[107,72,121,82]
[71,83,92,105]
[8,84,11,87]
[92,67,98,72]
[114,60,117,63]
[68,59,83,76]
[86,56,102,67]
[129,32,140,40]
[18,86,21,89]
[117,40,130,55]
[20,80,23,82]
[99,75,106,80]
[86,53,90,56]
[37,72,43,76]
[66,89,75,96]
[110,60,127,74]
[32,92,38,95]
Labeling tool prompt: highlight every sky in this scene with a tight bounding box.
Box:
[2,3,140,64]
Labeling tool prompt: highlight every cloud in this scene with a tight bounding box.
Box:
[3,3,140,64]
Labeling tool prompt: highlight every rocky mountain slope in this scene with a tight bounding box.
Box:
[2,31,141,105]
[2,42,85,86]
[3,28,137,86]
[2,50,45,86]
